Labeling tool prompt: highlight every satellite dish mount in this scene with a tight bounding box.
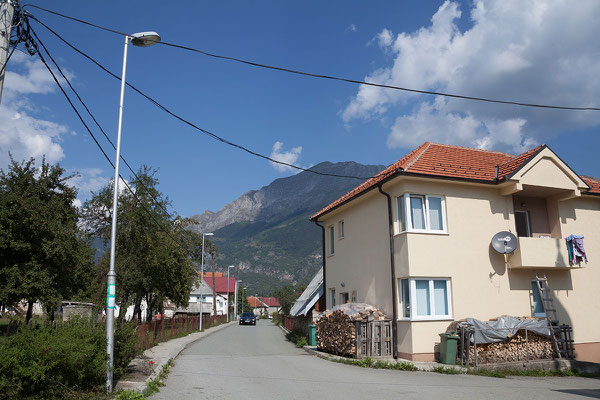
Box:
[491,231,518,270]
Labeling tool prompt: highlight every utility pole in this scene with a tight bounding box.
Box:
[211,248,217,318]
[0,0,16,103]
[234,279,240,320]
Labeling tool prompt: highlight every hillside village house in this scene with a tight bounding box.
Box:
[248,296,281,316]
[310,142,600,363]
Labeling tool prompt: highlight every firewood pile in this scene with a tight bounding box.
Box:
[464,330,556,364]
[316,303,386,357]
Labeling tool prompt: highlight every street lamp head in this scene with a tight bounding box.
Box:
[204,232,214,236]
[130,32,161,47]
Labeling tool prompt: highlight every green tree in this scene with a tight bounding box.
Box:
[237,286,251,315]
[273,285,300,316]
[82,166,197,322]
[0,157,94,322]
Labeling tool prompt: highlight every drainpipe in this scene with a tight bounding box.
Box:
[314,220,326,310]
[378,184,399,359]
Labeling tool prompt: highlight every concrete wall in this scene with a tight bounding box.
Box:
[321,190,393,317]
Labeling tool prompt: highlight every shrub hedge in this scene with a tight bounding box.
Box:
[0,318,137,399]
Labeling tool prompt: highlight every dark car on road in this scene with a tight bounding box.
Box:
[239,312,256,325]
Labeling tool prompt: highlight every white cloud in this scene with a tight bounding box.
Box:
[0,52,72,168]
[388,97,535,153]
[375,28,393,47]
[343,0,600,152]
[269,141,303,172]
[347,24,358,32]
[67,168,110,196]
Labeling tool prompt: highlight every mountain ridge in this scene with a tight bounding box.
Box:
[189,161,385,294]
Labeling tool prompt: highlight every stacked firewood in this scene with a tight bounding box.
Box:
[316,309,356,356]
[316,304,386,356]
[464,330,556,364]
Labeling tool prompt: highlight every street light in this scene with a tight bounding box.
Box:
[105,30,160,393]
[199,232,214,332]
[234,279,241,320]
[226,265,235,322]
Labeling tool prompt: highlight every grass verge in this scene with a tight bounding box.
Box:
[142,358,174,397]
[319,355,418,371]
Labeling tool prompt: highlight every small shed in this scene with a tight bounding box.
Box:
[61,301,95,321]
[289,268,324,335]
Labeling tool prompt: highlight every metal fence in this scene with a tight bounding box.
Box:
[135,314,227,353]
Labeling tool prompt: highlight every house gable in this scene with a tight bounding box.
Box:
[507,147,589,196]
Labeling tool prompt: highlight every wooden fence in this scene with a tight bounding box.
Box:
[284,316,295,332]
[355,320,393,359]
[134,314,227,353]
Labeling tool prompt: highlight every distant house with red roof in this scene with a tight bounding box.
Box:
[203,276,237,296]
[247,296,281,316]
[311,142,599,363]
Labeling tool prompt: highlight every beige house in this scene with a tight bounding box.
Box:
[310,142,599,362]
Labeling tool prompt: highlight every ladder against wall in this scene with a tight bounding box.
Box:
[534,275,574,359]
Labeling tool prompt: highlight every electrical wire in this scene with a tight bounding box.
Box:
[28,21,182,227]
[29,16,374,180]
[30,25,197,259]
[0,41,17,77]
[23,4,600,112]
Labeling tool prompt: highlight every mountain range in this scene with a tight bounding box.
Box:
[188,161,385,295]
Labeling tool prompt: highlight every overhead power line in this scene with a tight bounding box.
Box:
[23,4,600,112]
[30,25,197,259]
[29,16,373,181]
[28,21,181,227]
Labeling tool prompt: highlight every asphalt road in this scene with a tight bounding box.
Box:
[150,319,600,400]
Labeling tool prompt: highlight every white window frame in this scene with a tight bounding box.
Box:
[339,220,345,239]
[328,225,335,255]
[398,278,453,321]
[395,193,447,234]
[351,290,357,303]
[340,292,349,304]
[330,288,336,308]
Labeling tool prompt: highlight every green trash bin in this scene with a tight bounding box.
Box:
[439,333,459,365]
[308,324,317,346]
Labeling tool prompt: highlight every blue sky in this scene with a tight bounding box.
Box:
[1,1,599,217]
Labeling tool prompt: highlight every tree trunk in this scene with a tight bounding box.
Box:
[46,303,55,322]
[211,251,217,317]
[26,300,34,324]
[117,295,129,323]
[133,296,142,323]
[146,294,153,323]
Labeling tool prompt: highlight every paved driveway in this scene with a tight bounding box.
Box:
[150,319,600,400]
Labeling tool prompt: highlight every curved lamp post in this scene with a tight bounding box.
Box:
[106,31,160,393]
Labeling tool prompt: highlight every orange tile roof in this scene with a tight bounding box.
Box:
[582,176,600,195]
[311,142,597,220]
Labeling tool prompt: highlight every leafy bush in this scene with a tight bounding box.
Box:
[272,313,282,325]
[296,336,308,348]
[0,318,137,399]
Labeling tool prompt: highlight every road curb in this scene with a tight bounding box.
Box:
[115,321,236,393]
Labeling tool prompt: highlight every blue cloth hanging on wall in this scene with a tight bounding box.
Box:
[565,235,587,266]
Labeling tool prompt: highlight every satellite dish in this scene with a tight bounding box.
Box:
[491,231,518,254]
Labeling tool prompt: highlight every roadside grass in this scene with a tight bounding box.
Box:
[431,366,595,379]
[285,330,309,348]
[142,358,174,398]
[319,355,418,371]
[115,390,146,400]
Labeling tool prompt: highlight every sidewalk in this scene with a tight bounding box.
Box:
[116,320,236,392]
